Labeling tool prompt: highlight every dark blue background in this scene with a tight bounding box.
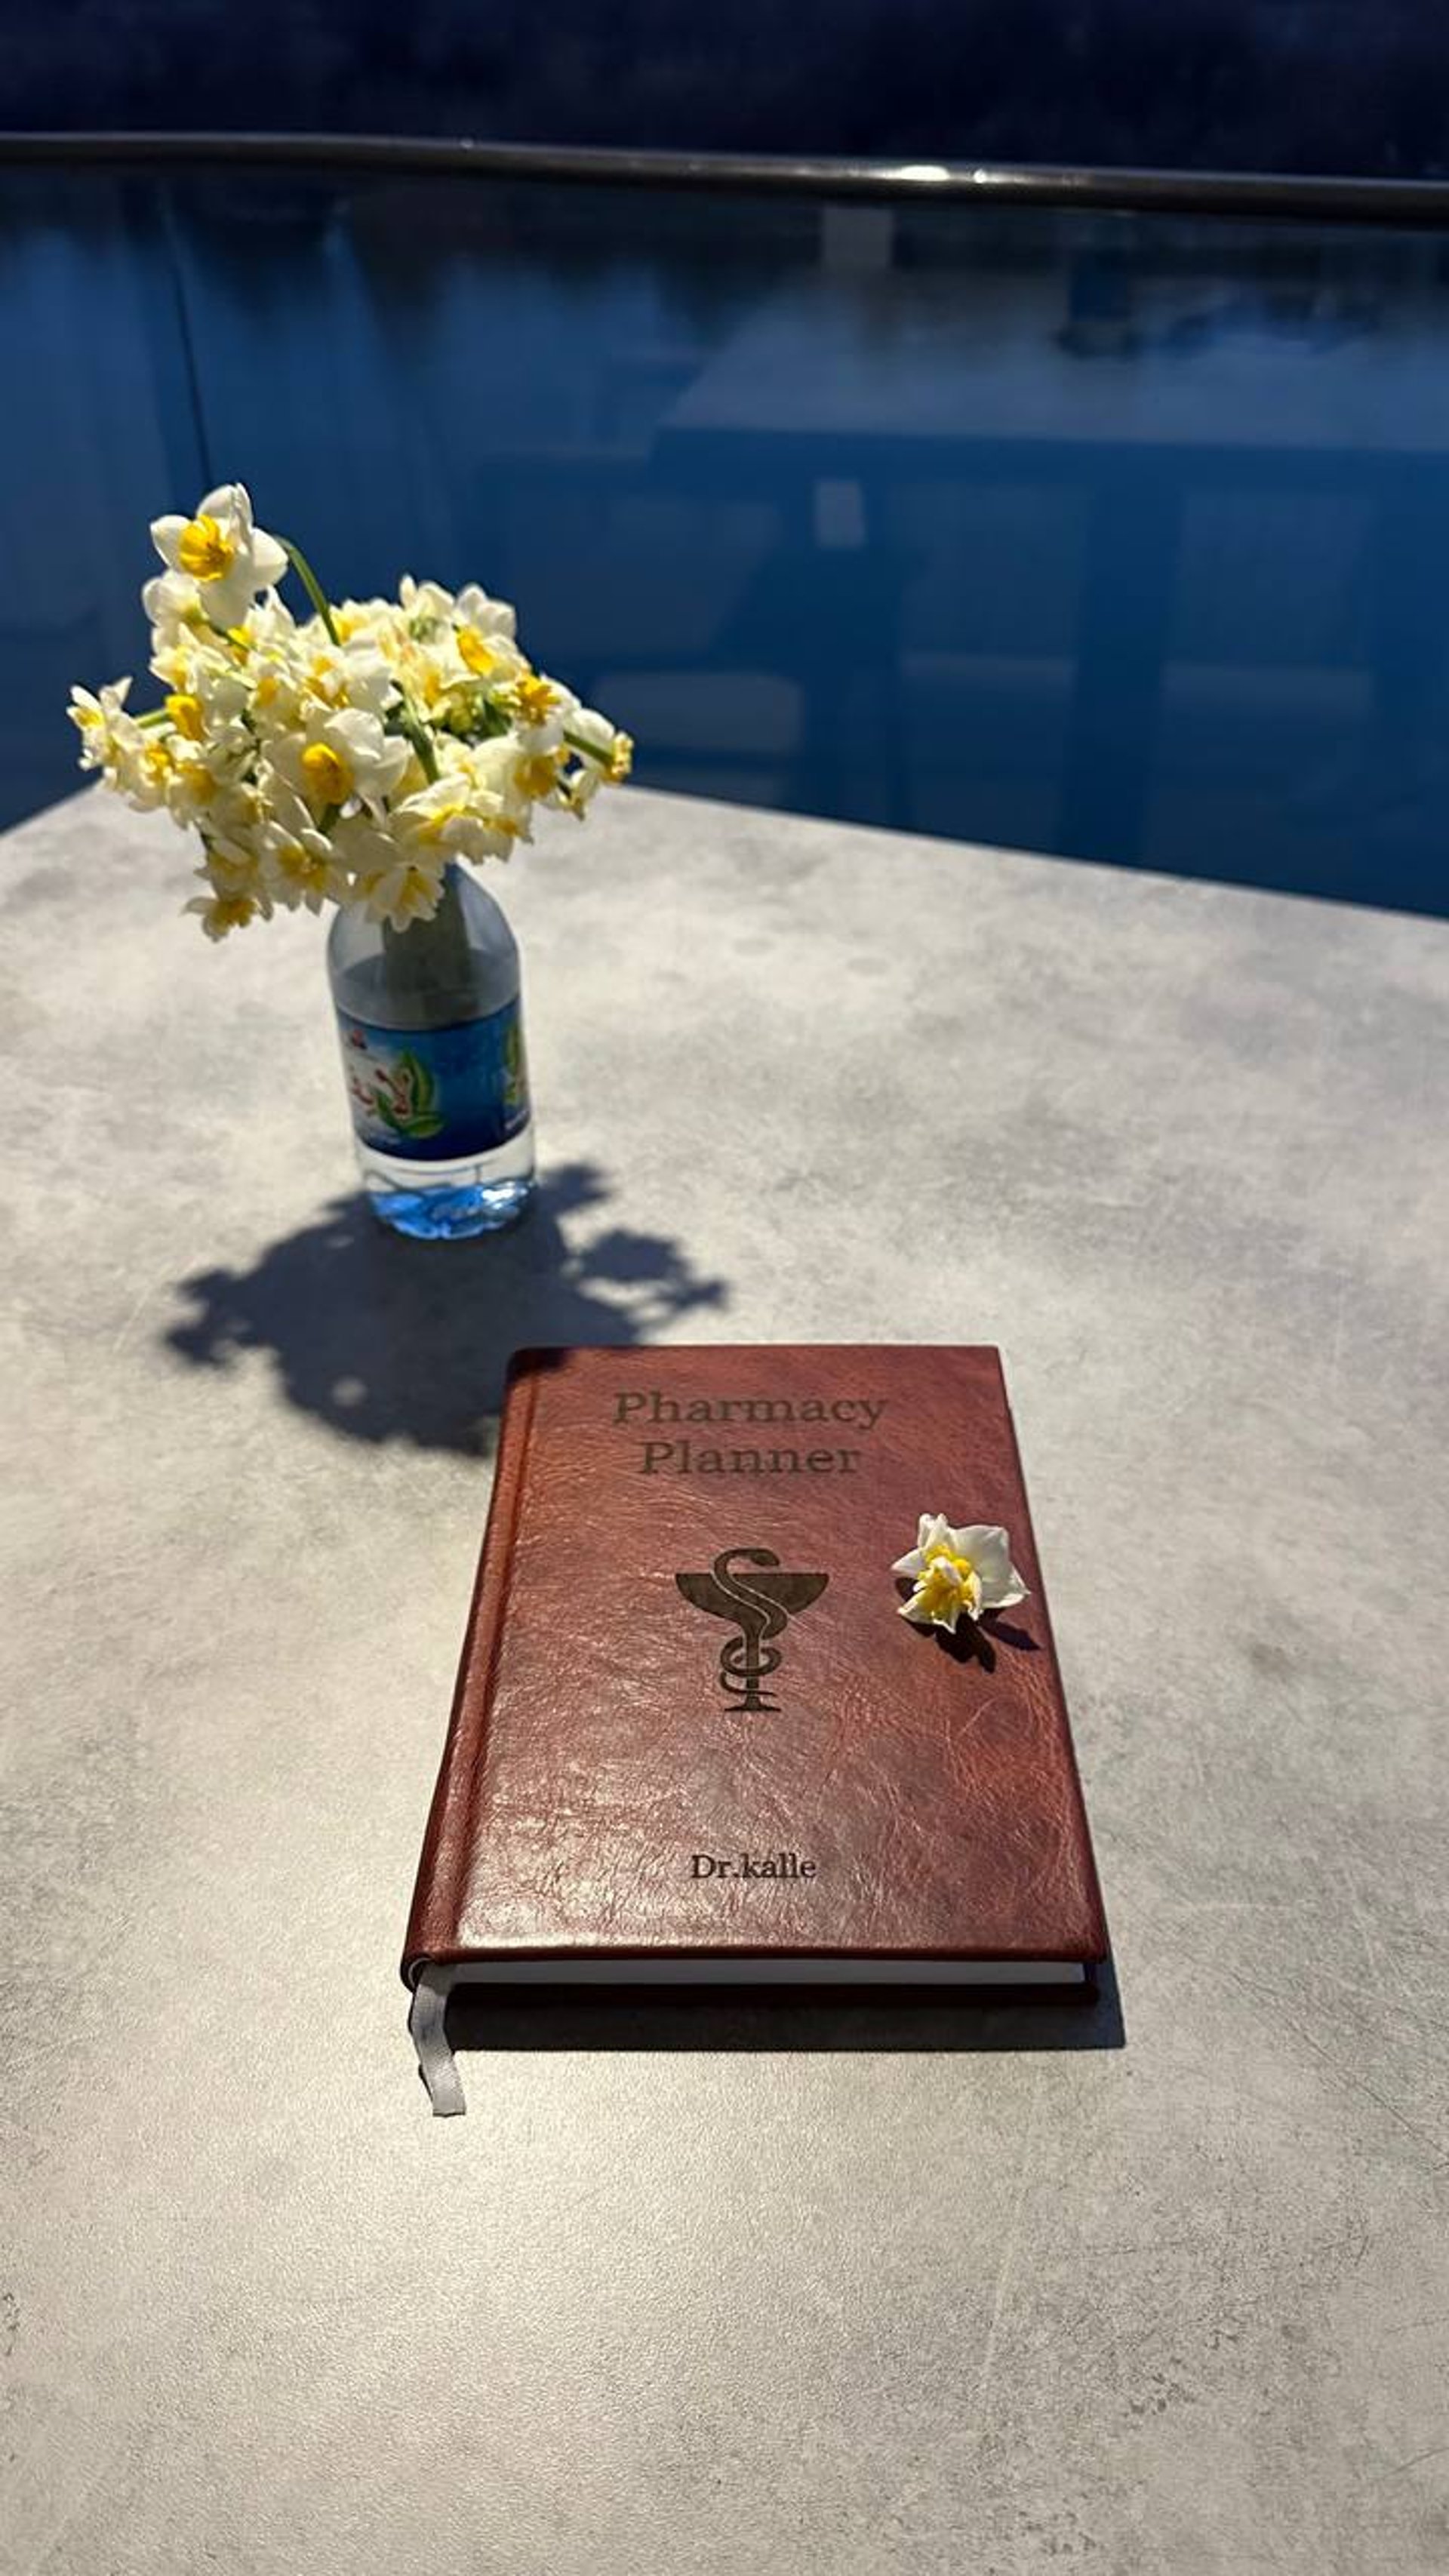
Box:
[11,164,1449,913]
[8,2,1449,180]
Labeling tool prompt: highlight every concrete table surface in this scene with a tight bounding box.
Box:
[4,783,1447,2576]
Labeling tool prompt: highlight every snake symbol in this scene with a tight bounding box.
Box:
[675,1547,829,1713]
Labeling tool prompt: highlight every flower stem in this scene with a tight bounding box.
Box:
[281,534,438,784]
[280,538,340,646]
[394,702,440,783]
[563,727,614,767]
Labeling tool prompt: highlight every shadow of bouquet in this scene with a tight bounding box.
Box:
[165,1162,728,1454]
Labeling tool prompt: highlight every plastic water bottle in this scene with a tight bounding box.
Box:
[327,865,536,1239]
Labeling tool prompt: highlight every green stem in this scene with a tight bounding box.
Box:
[280,537,340,646]
[394,702,440,783]
[283,532,438,783]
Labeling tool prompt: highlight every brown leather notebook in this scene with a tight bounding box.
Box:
[405,1345,1107,2110]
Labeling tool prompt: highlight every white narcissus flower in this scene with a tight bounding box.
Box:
[332,595,396,648]
[184,886,272,941]
[67,676,133,765]
[453,581,516,642]
[435,736,536,850]
[566,706,634,799]
[184,840,274,940]
[141,569,209,645]
[503,739,569,811]
[257,780,354,913]
[162,735,251,831]
[389,772,518,866]
[295,637,397,722]
[399,575,458,630]
[893,1516,1028,1634]
[340,820,449,931]
[499,663,577,752]
[245,634,396,743]
[149,484,288,629]
[451,580,519,682]
[67,678,176,811]
[162,661,252,764]
[270,706,411,820]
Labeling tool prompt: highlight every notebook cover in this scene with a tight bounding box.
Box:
[403,1346,1107,1974]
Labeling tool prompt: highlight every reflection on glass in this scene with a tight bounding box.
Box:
[5,165,1448,912]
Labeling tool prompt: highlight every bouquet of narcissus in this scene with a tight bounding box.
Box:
[69,484,632,940]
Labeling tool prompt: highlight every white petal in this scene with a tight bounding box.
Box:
[953,1526,1029,1608]
[198,567,261,629]
[897,1589,934,1625]
[569,705,614,756]
[455,582,516,639]
[373,735,413,789]
[332,706,384,754]
[951,1525,1001,1566]
[199,483,250,534]
[149,514,188,571]
[891,1549,926,1579]
[143,570,191,624]
[251,530,288,587]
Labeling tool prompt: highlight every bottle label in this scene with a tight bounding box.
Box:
[337,999,530,1162]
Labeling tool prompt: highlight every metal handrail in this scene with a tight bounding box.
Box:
[2,131,1449,227]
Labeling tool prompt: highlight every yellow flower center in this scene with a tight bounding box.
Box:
[177,512,237,582]
[511,672,558,726]
[457,624,500,677]
[177,760,217,805]
[414,800,467,845]
[211,895,256,933]
[919,1542,981,1614]
[165,691,205,743]
[301,740,353,805]
[515,752,561,799]
[276,841,325,891]
[606,731,634,783]
[253,671,281,709]
[916,1556,979,1620]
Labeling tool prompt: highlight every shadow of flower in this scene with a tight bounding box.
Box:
[892,1583,1044,1673]
[163,1162,728,1454]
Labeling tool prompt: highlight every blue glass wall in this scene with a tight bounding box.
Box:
[6,163,1449,913]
